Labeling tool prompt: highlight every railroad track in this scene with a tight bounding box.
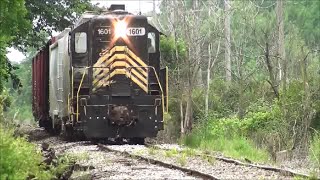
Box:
[98,143,319,179]
[29,129,317,179]
[98,143,219,179]
[147,144,319,179]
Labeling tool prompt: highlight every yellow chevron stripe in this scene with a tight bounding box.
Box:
[92,80,114,92]
[93,69,126,91]
[93,61,126,85]
[93,54,148,78]
[129,75,148,92]
[93,68,148,93]
[93,69,110,85]
[123,55,148,77]
[124,47,147,67]
[93,62,148,86]
[92,46,149,93]
[93,54,122,77]
[94,46,126,67]
[95,46,147,68]
[129,68,148,85]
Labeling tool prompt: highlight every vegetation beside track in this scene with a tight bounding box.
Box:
[0,122,51,179]
[156,1,320,170]
[182,81,320,167]
[0,107,75,179]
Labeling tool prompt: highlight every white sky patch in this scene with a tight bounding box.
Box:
[6,48,26,63]
[91,0,161,14]
[7,0,161,63]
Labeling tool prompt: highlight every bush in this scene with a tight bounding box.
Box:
[0,127,52,179]
[182,116,271,163]
[309,132,320,168]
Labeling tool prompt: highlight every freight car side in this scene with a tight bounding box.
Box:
[32,38,55,130]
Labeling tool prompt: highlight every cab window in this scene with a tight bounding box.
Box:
[75,32,87,53]
[147,32,156,53]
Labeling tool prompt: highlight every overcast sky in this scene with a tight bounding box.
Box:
[7,0,161,63]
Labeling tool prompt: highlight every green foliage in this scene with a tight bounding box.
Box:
[160,35,187,69]
[182,148,196,157]
[201,154,216,165]
[164,148,178,158]
[0,127,52,179]
[183,123,270,163]
[0,0,31,93]
[14,0,99,51]
[49,154,75,178]
[177,153,187,166]
[65,152,90,162]
[0,0,31,39]
[185,78,320,162]
[4,55,33,121]
[157,0,320,167]
[309,132,320,168]
[286,1,320,47]
[148,147,157,155]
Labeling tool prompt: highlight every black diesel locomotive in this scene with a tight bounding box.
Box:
[32,5,168,143]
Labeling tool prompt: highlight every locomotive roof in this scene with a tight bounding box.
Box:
[74,11,162,33]
[74,10,132,27]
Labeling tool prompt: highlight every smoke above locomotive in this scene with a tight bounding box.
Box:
[32,5,168,143]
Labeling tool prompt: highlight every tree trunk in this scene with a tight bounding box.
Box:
[184,90,193,134]
[205,43,211,117]
[276,0,286,91]
[265,40,279,99]
[224,0,232,82]
[180,99,185,135]
[205,7,212,118]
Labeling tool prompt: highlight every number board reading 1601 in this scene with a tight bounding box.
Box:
[97,27,145,36]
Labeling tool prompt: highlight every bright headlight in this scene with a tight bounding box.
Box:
[115,21,127,38]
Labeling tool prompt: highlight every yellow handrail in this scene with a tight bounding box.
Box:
[76,67,89,122]
[68,67,74,116]
[149,67,165,119]
[71,67,74,100]
[128,66,166,117]
[166,66,169,113]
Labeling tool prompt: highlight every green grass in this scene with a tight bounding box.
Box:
[164,148,178,158]
[200,154,216,165]
[65,152,90,162]
[0,126,53,179]
[148,147,157,155]
[183,133,270,163]
[182,148,196,157]
[309,133,320,168]
[177,153,187,166]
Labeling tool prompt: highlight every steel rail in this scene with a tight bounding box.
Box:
[147,144,318,179]
[97,143,219,180]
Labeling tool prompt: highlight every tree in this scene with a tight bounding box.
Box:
[158,0,205,134]
[13,0,98,51]
[224,0,232,82]
[0,0,31,93]
[204,2,222,117]
[276,0,286,91]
